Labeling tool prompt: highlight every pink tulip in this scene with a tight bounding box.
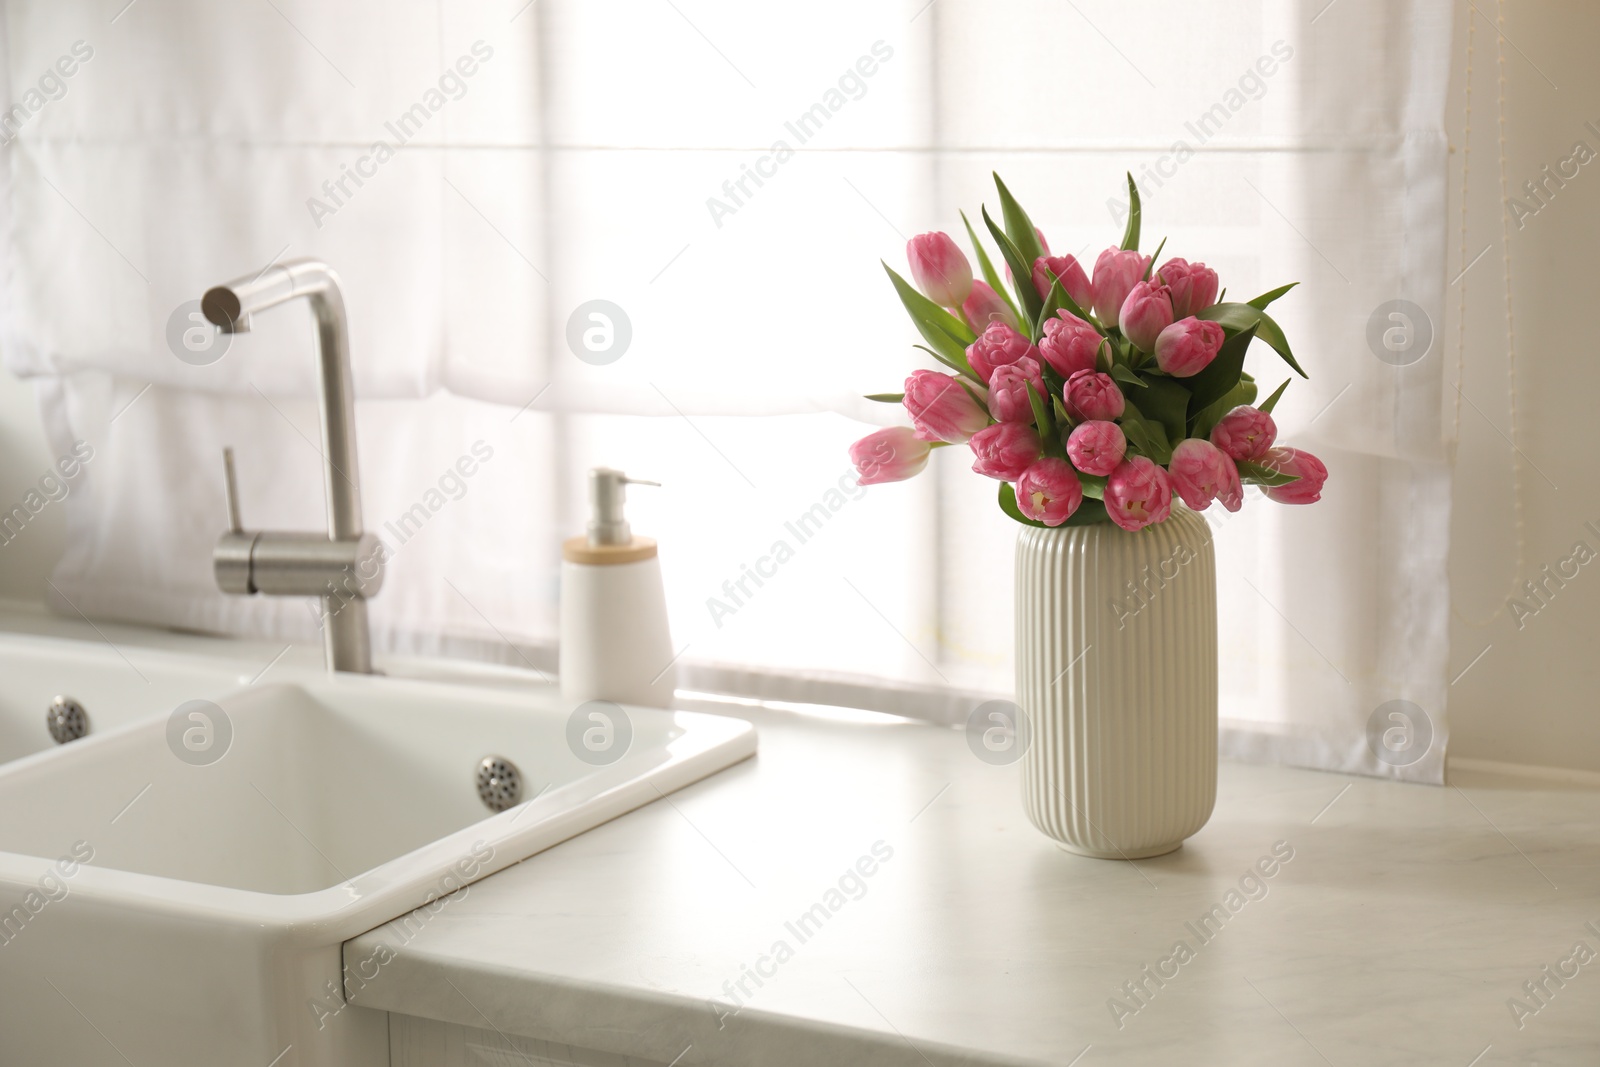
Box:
[1016,458,1084,526]
[1119,280,1174,352]
[1031,255,1093,309]
[987,358,1045,424]
[965,322,1039,384]
[1066,420,1126,477]
[1038,311,1105,378]
[1092,247,1149,326]
[1167,438,1239,512]
[1259,447,1328,505]
[1063,369,1125,422]
[962,280,1019,333]
[903,369,988,444]
[851,427,931,486]
[1104,456,1174,531]
[1209,406,1277,461]
[907,232,973,308]
[1154,317,1226,377]
[1159,258,1219,319]
[1215,455,1244,512]
[969,422,1041,481]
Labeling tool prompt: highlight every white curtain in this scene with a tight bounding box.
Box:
[0,0,1454,780]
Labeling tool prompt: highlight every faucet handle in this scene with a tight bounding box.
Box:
[215,447,256,596]
[221,447,244,534]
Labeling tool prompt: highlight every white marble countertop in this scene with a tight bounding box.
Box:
[346,699,1600,1067]
[4,602,1595,1065]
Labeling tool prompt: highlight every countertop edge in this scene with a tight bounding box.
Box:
[343,936,1055,1067]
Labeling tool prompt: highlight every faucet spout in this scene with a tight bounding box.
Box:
[204,260,363,543]
[204,259,378,673]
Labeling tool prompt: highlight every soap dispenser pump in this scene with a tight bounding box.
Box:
[559,468,676,708]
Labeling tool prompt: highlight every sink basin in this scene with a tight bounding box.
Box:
[0,669,756,1066]
[0,631,251,763]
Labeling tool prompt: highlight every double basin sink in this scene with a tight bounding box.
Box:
[0,628,755,1066]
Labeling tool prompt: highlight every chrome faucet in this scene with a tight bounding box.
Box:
[202,259,383,673]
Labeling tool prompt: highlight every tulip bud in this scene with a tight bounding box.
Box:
[1066,420,1126,477]
[1103,456,1174,531]
[1158,258,1219,318]
[1119,280,1175,353]
[965,322,1039,384]
[961,280,1020,333]
[1031,255,1093,309]
[903,369,989,444]
[1209,406,1277,462]
[1063,369,1125,422]
[1016,457,1085,526]
[907,232,974,308]
[1038,311,1104,378]
[1153,317,1226,377]
[987,358,1045,424]
[1092,247,1149,326]
[1166,438,1239,512]
[1259,447,1328,505]
[850,427,932,486]
[969,422,1041,481]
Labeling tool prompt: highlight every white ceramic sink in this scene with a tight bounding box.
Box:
[0,666,756,1066]
[0,631,251,763]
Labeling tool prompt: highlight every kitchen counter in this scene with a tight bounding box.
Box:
[347,700,1600,1066]
[2,603,1595,1065]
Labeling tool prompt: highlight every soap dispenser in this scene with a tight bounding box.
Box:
[559,468,677,708]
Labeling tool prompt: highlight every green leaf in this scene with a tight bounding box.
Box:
[911,344,978,383]
[1109,363,1148,390]
[981,206,1044,326]
[1142,236,1167,281]
[1246,282,1298,310]
[864,393,905,403]
[1257,378,1291,415]
[1135,374,1190,445]
[959,210,1024,328]
[1027,382,1059,454]
[998,481,1050,528]
[1194,302,1307,378]
[886,265,981,381]
[1183,322,1259,420]
[1096,339,1115,373]
[1077,473,1107,500]
[884,262,976,345]
[993,173,1046,267]
[1237,460,1301,487]
[1120,399,1173,465]
[1189,379,1256,440]
[1052,395,1071,425]
[1119,172,1141,251]
[1064,497,1112,525]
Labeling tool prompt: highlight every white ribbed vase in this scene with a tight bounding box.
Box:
[1016,506,1217,859]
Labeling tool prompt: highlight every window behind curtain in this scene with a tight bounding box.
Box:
[3,0,1457,780]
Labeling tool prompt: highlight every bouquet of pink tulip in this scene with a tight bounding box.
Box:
[850,173,1327,530]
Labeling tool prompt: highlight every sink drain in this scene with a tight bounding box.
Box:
[47,696,89,744]
[475,756,523,813]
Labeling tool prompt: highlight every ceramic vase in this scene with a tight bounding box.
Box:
[1016,505,1217,858]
